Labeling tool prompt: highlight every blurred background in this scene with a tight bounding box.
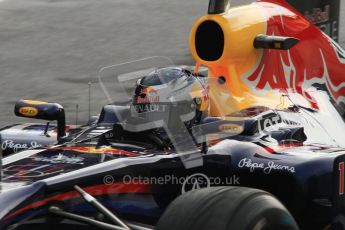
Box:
[0,0,342,126]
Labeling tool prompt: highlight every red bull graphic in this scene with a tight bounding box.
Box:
[137,87,160,104]
[189,0,345,116]
[49,146,139,157]
[243,0,345,109]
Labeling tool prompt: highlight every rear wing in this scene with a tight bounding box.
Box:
[286,0,340,41]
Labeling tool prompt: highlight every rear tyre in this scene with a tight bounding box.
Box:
[156,187,298,230]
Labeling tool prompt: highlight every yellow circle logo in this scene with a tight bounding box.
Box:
[19,107,39,117]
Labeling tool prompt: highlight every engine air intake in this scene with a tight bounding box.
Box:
[195,20,224,62]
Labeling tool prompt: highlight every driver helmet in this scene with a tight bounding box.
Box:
[127,67,209,132]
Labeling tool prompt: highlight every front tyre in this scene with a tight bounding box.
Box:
[156,187,298,230]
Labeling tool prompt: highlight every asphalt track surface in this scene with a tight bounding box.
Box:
[0,0,343,126]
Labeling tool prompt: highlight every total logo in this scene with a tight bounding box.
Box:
[257,113,282,133]
[19,107,38,117]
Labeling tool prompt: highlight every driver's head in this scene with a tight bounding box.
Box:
[129,67,209,131]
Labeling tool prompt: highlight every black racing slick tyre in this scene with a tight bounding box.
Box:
[156,187,298,230]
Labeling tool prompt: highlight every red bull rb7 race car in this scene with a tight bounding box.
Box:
[2,0,345,229]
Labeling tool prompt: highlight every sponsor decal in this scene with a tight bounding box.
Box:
[3,164,65,179]
[19,106,38,117]
[135,104,167,113]
[136,95,160,104]
[238,158,295,174]
[137,87,160,104]
[50,146,139,156]
[32,154,84,165]
[257,113,282,133]
[2,140,42,153]
[218,123,244,134]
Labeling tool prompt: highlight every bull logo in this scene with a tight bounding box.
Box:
[242,4,345,109]
[137,87,160,104]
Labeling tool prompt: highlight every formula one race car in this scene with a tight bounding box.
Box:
[2,0,345,230]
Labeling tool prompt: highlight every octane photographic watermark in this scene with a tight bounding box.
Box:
[103,175,115,185]
[103,173,240,193]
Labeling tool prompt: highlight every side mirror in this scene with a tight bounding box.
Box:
[14,100,66,140]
